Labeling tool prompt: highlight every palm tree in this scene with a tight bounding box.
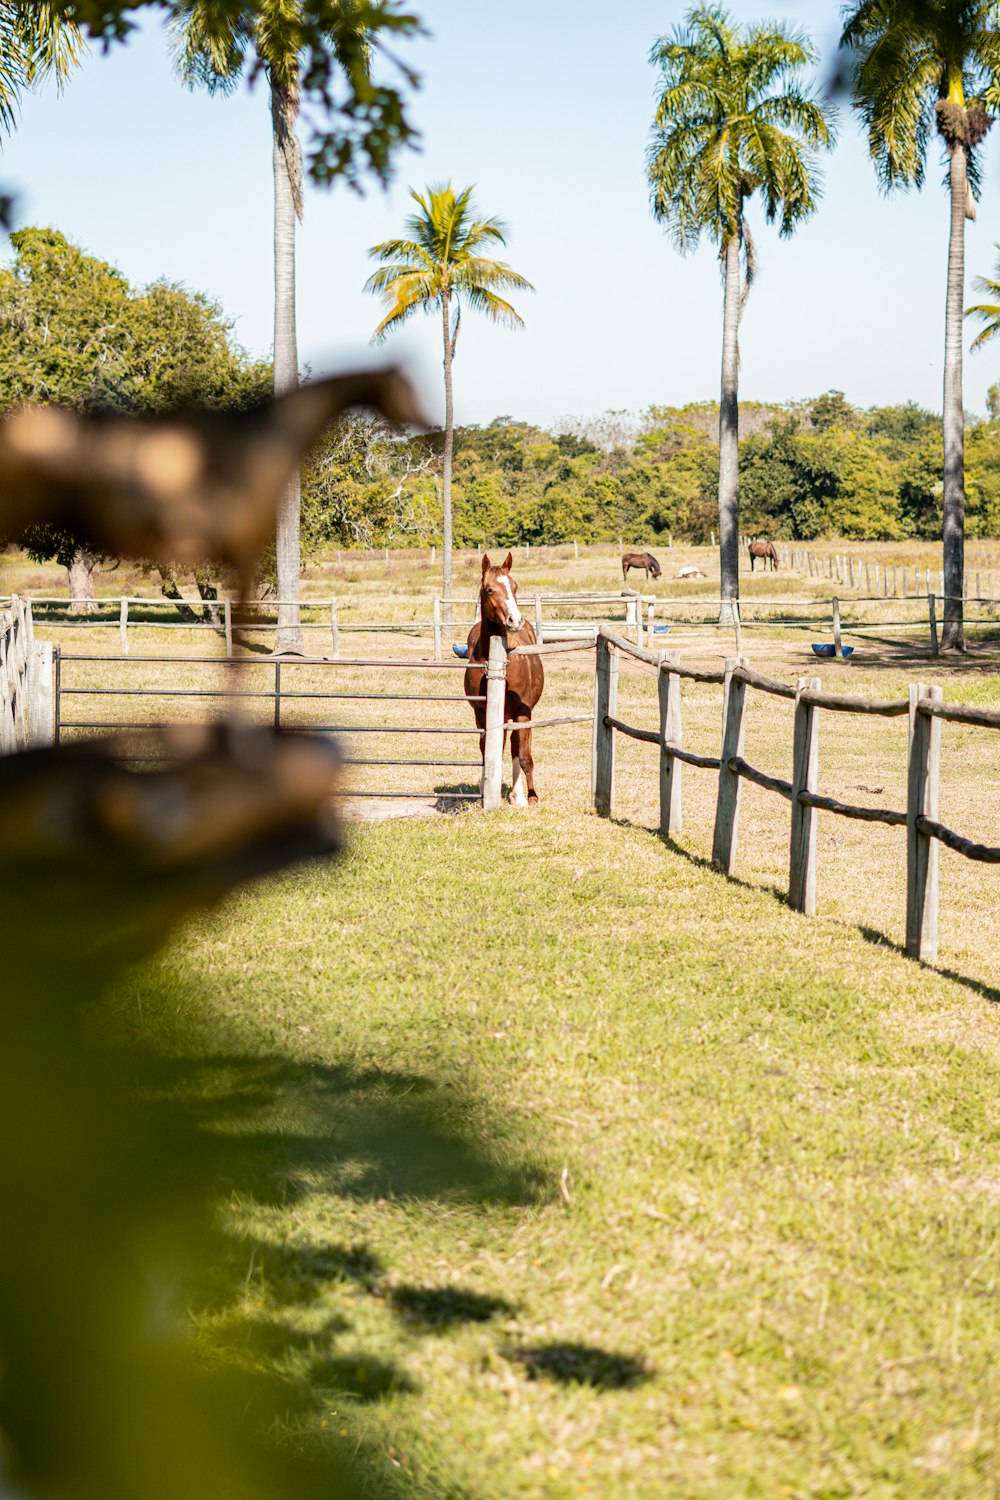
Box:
[647,5,834,621]
[841,1,1000,650]
[967,244,1000,350]
[0,2,84,132]
[365,183,532,627]
[172,1,400,654]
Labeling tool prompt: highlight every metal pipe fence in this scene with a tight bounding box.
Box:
[53,639,595,804]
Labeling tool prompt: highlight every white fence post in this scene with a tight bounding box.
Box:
[711,656,748,876]
[329,600,339,660]
[789,675,821,914]
[906,683,942,962]
[658,649,683,837]
[26,640,54,746]
[534,595,543,646]
[119,597,129,656]
[224,598,234,658]
[592,632,618,816]
[482,634,506,812]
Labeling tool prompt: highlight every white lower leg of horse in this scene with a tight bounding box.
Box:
[510,755,528,806]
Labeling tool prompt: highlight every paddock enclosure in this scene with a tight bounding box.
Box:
[11,550,997,988]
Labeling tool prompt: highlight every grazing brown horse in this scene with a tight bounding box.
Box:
[622,550,662,582]
[464,552,545,805]
[748,538,779,571]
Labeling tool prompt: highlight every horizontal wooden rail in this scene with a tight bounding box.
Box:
[728,756,793,800]
[918,699,1000,729]
[797,790,907,826]
[732,665,797,699]
[916,816,1000,863]
[604,714,658,745]
[667,744,721,771]
[508,639,596,658]
[598,626,727,681]
[799,687,910,716]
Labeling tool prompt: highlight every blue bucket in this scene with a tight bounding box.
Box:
[811,643,835,657]
[452,643,469,659]
[653,624,672,634]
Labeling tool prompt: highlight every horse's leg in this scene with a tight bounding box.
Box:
[510,721,537,806]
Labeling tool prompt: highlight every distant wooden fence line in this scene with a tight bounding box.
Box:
[591,626,1000,964]
[742,534,1000,604]
[1,596,53,751]
[27,591,651,658]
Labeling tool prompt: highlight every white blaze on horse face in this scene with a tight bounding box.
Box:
[498,574,523,630]
[510,756,528,806]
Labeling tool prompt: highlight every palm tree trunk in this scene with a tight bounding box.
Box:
[441,288,455,631]
[271,77,304,655]
[941,141,967,651]
[718,232,741,624]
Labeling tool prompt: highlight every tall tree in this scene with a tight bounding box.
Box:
[0,226,270,606]
[647,5,834,620]
[841,0,1000,650]
[172,0,419,654]
[364,182,532,625]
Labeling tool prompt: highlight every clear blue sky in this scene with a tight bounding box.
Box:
[4,0,1000,428]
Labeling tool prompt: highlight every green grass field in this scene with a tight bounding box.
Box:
[110,807,1000,1499]
[7,541,1000,1495]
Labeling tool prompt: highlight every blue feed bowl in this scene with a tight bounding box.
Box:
[452,643,469,658]
[811,643,854,658]
[653,624,672,634]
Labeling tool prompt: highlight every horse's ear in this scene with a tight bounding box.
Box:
[501,551,513,573]
[481,553,491,577]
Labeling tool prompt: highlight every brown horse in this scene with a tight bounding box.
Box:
[748,538,779,571]
[464,552,545,805]
[622,550,662,582]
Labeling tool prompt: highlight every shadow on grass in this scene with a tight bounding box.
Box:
[389,1285,516,1332]
[858,925,1000,1006]
[507,1342,651,1391]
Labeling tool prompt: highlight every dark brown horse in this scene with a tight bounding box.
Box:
[622,550,661,582]
[748,538,779,571]
[464,552,545,805]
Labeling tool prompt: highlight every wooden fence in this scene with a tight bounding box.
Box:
[591,625,1000,964]
[1,596,53,751]
[29,590,651,658]
[740,534,1000,602]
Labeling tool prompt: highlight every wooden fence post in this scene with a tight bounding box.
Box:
[928,593,938,656]
[433,598,442,661]
[26,640,54,746]
[789,676,821,914]
[592,632,618,817]
[658,649,683,836]
[906,682,942,962]
[119,596,129,655]
[482,634,506,812]
[711,655,748,875]
[832,597,842,656]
